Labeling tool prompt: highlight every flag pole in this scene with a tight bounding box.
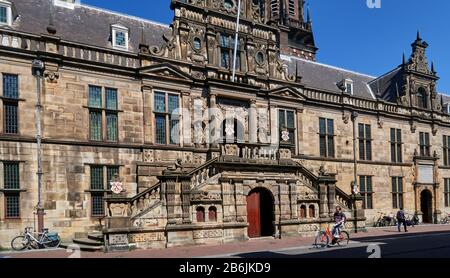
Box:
[231,0,242,82]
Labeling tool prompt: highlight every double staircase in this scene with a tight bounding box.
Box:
[61,232,104,251]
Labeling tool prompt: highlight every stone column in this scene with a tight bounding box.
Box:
[248,99,257,144]
[181,91,192,147]
[296,108,303,155]
[142,86,153,144]
[319,184,329,219]
[289,183,298,219]
[327,184,336,216]
[209,93,219,148]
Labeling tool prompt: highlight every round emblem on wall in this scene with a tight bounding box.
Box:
[281,130,290,142]
[111,181,124,194]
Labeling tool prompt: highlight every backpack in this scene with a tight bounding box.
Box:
[397,210,405,220]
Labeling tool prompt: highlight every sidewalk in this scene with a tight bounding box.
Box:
[2,224,450,258]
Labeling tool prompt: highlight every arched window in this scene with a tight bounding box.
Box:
[308,205,316,218]
[300,205,307,218]
[208,206,217,222]
[417,87,427,109]
[196,206,205,222]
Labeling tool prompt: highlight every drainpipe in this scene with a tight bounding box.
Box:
[351,111,359,233]
[32,59,45,233]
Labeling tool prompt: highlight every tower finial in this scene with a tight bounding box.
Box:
[306,3,311,23]
[431,62,436,74]
[47,1,57,35]
[416,30,421,41]
[402,53,406,65]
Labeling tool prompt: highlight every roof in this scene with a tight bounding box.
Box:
[5,0,171,52]
[282,55,376,99]
[368,67,404,103]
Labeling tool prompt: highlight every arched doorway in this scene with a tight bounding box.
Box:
[246,188,275,238]
[420,190,433,223]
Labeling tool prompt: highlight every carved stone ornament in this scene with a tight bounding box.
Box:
[225,123,235,136]
[109,203,129,217]
[191,191,222,202]
[44,70,59,82]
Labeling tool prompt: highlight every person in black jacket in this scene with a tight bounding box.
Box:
[397,208,408,232]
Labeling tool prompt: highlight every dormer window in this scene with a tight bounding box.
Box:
[111,24,129,51]
[0,0,12,26]
[417,87,427,109]
[345,79,354,95]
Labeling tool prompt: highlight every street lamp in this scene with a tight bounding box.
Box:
[32,59,45,232]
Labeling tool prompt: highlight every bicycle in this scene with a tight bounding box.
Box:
[314,224,350,248]
[11,227,61,251]
[441,214,450,224]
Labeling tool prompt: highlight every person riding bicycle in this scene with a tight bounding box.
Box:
[332,206,346,245]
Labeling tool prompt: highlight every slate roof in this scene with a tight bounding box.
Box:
[5,0,171,52]
[368,67,403,103]
[283,55,376,99]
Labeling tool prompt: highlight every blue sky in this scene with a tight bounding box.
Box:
[83,0,450,93]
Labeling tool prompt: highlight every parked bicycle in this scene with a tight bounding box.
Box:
[374,212,396,227]
[406,213,420,226]
[441,214,450,224]
[314,224,350,248]
[11,227,61,251]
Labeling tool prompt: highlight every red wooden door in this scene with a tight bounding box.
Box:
[247,191,261,238]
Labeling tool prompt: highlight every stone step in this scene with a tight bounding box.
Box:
[87,233,104,242]
[60,242,103,252]
[73,238,104,247]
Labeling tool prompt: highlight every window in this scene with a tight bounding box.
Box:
[222,118,244,143]
[319,118,335,158]
[111,24,129,50]
[270,0,279,17]
[3,162,21,219]
[419,132,431,157]
[0,2,11,26]
[345,80,354,95]
[308,205,315,218]
[154,91,180,145]
[193,37,201,51]
[445,179,450,207]
[279,109,295,146]
[88,86,119,142]
[196,207,205,222]
[391,128,403,163]
[392,177,404,209]
[90,165,120,217]
[224,0,234,9]
[417,87,427,109]
[2,74,19,134]
[443,135,450,166]
[358,124,372,161]
[299,205,306,218]
[208,206,217,222]
[220,34,240,71]
[288,0,296,16]
[360,176,373,209]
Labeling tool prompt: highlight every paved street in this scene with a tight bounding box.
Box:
[1,225,450,258]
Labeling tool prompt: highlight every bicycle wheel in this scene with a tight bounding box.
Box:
[314,231,329,248]
[337,231,350,247]
[11,236,29,251]
[42,234,61,249]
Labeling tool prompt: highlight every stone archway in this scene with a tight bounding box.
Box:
[246,187,275,238]
[421,189,433,223]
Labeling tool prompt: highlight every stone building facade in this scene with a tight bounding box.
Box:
[0,0,449,249]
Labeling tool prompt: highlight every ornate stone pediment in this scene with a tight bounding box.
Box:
[140,63,193,81]
[269,87,306,101]
[191,191,222,202]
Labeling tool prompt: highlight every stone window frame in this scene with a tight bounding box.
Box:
[319,117,335,158]
[153,90,181,146]
[391,176,404,209]
[0,161,26,220]
[196,206,205,223]
[444,178,450,208]
[358,123,372,161]
[299,204,307,218]
[278,108,296,148]
[86,85,121,143]
[219,33,241,71]
[390,128,403,163]
[443,135,450,166]
[111,24,129,51]
[0,73,24,136]
[419,131,431,157]
[0,0,13,27]
[86,164,121,218]
[359,175,373,210]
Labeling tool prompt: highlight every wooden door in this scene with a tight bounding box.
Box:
[247,191,261,238]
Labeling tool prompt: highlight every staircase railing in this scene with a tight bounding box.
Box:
[335,187,353,210]
[189,157,219,188]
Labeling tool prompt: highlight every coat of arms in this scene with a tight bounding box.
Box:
[281,130,290,142]
[110,173,124,194]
